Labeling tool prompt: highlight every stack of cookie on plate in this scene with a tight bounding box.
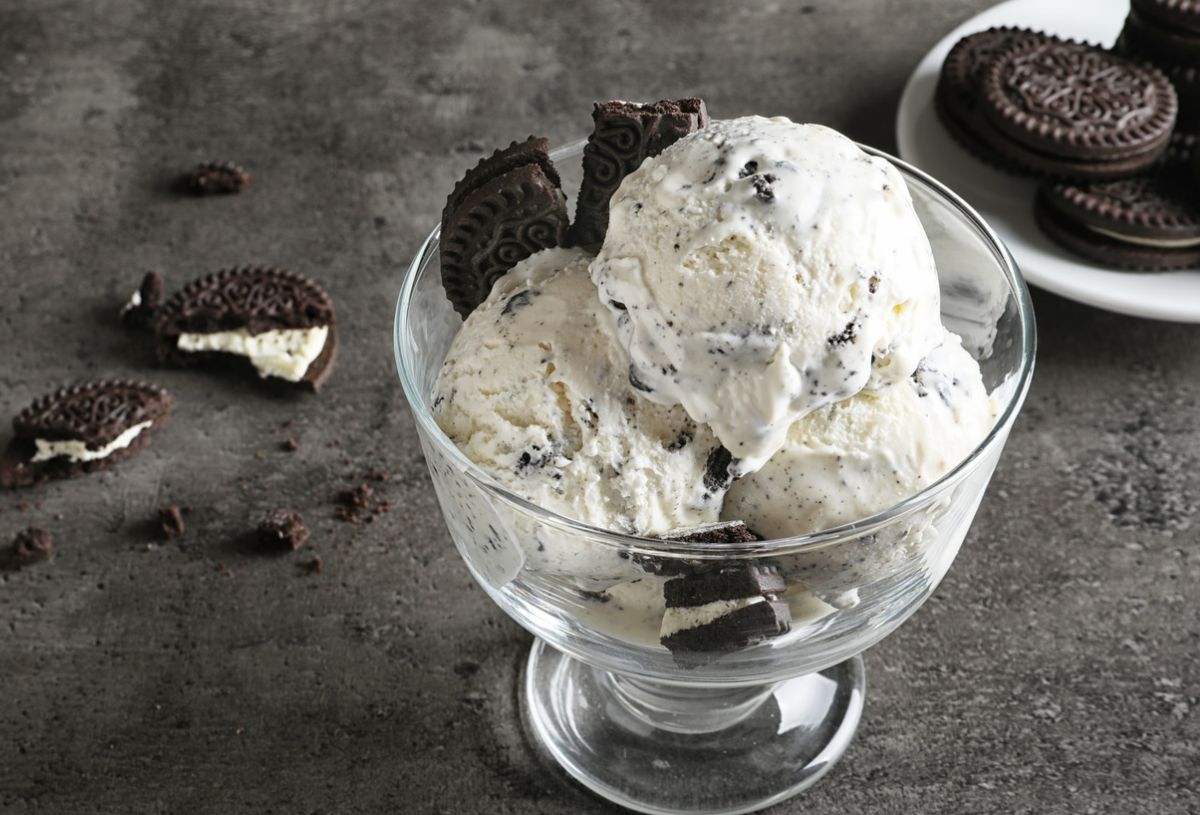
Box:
[1118,0,1200,129]
[936,16,1200,271]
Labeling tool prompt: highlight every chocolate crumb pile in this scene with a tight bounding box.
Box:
[3,526,54,571]
[185,161,251,195]
[257,509,310,551]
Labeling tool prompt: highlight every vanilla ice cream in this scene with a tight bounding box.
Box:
[432,247,732,579]
[591,117,944,476]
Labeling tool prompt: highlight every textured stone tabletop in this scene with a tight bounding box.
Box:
[1,1,1197,812]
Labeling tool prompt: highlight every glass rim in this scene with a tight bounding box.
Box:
[394,137,1037,558]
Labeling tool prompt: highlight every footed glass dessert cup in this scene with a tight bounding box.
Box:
[395,140,1035,815]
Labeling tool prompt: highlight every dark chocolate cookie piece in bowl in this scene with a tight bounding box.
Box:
[439,137,569,318]
[571,98,710,248]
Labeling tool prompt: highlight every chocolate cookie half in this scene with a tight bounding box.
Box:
[1035,174,1200,270]
[1,380,173,489]
[571,98,710,247]
[978,41,1176,177]
[439,137,569,317]
[155,267,337,390]
[660,561,790,664]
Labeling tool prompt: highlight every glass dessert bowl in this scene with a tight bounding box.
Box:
[394,139,1035,815]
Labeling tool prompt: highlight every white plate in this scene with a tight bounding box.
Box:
[896,0,1200,323]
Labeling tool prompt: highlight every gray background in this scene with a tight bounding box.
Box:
[1,1,1197,813]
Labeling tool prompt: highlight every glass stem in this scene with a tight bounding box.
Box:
[604,672,778,735]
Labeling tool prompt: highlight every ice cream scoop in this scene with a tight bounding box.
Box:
[590,116,944,476]
[722,332,994,538]
[432,247,731,579]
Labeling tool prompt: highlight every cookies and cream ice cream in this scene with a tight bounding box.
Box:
[723,333,995,537]
[432,247,729,540]
[590,118,944,475]
[427,111,999,651]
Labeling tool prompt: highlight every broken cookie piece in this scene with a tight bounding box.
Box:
[155,267,337,390]
[439,136,569,317]
[3,526,54,570]
[0,380,174,489]
[571,98,710,247]
[660,561,790,663]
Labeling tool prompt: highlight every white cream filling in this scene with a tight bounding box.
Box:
[1087,224,1200,249]
[32,421,152,463]
[177,326,328,382]
[660,596,766,638]
[120,290,142,315]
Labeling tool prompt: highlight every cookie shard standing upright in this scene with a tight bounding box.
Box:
[0,380,173,489]
[978,40,1177,177]
[439,136,569,318]
[155,267,338,390]
[571,98,710,248]
[660,561,791,662]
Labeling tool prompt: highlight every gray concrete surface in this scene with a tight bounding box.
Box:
[1,1,1197,812]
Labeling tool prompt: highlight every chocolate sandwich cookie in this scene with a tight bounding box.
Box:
[1117,10,1200,127]
[439,137,568,317]
[632,520,764,577]
[155,267,337,390]
[1,380,173,489]
[935,27,1056,168]
[1035,174,1200,270]
[978,40,1176,178]
[660,561,790,663]
[1131,0,1200,35]
[1119,9,1200,66]
[571,98,710,247]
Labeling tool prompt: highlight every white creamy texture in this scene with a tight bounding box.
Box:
[432,247,730,579]
[659,596,766,638]
[1087,224,1200,248]
[591,117,943,476]
[177,326,328,382]
[723,332,993,537]
[32,421,152,463]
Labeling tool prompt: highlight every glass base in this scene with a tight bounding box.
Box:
[523,639,865,815]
